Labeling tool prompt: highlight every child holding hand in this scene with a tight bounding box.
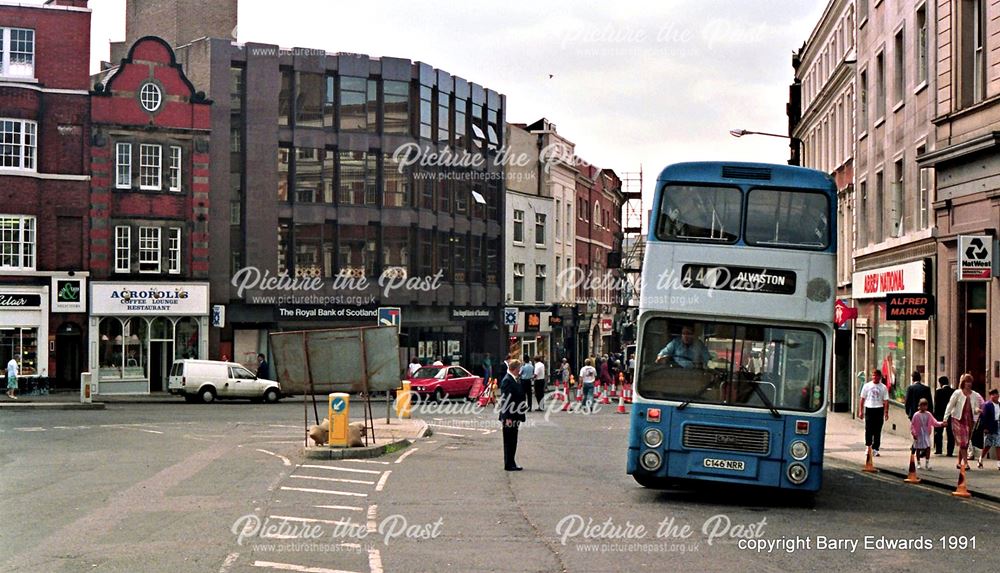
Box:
[911,398,946,469]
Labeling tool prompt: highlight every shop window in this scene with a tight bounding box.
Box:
[176,317,199,359]
[0,327,37,375]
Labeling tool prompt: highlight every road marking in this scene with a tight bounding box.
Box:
[255,441,303,445]
[313,505,364,512]
[134,428,164,434]
[14,427,46,432]
[252,561,360,573]
[424,440,437,444]
[53,425,92,430]
[280,486,367,497]
[218,552,240,573]
[427,423,490,434]
[298,464,382,475]
[268,515,353,526]
[394,448,418,464]
[337,459,391,465]
[289,475,375,486]
[269,424,301,429]
[255,449,292,466]
[366,504,378,533]
[375,471,391,492]
[435,432,466,437]
[368,547,384,573]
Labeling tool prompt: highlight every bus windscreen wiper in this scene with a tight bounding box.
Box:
[677,400,692,410]
[751,381,781,418]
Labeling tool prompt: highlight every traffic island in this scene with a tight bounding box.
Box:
[302,418,431,460]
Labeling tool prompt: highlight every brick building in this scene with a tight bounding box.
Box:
[574,163,623,359]
[0,0,91,389]
[88,36,211,393]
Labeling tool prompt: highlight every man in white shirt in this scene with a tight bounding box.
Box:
[859,369,890,456]
[6,354,19,399]
[533,356,546,412]
[407,358,421,378]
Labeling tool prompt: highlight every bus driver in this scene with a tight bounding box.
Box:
[655,325,711,369]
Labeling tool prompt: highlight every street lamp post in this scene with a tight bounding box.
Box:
[729,129,803,166]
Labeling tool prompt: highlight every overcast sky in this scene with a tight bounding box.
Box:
[77,0,826,210]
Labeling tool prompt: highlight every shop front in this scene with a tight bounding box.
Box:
[89,282,210,394]
[507,309,552,374]
[0,286,48,382]
[852,260,934,409]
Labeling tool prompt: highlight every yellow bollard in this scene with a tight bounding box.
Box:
[328,393,350,447]
[395,381,412,419]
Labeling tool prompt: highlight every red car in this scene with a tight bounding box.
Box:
[408,365,482,401]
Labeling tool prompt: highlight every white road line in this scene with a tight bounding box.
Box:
[336,459,391,465]
[289,475,375,486]
[255,441,303,445]
[435,432,466,437]
[313,505,364,512]
[374,471,391,492]
[269,424,302,429]
[424,440,437,444]
[135,428,164,434]
[252,561,360,573]
[366,504,378,533]
[368,547,384,573]
[53,425,92,430]
[268,515,353,526]
[484,430,497,435]
[218,552,240,573]
[280,486,367,497]
[427,423,480,431]
[394,448,418,464]
[255,449,292,466]
[14,427,46,432]
[298,464,382,475]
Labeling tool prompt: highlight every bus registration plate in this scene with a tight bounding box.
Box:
[703,458,745,471]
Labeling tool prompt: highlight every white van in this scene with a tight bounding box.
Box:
[167,359,281,403]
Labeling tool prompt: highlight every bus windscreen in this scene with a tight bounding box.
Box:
[637,317,825,412]
[656,185,741,243]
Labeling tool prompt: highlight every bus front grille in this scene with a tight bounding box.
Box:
[682,424,770,455]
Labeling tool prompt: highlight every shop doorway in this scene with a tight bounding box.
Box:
[55,322,83,389]
[148,340,173,392]
[963,283,987,396]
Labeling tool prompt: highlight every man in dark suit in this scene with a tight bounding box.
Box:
[904,371,932,419]
[256,353,270,379]
[934,376,955,456]
[499,359,526,471]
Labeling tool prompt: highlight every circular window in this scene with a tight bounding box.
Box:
[139,82,162,112]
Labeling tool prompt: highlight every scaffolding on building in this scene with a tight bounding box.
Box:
[618,167,645,343]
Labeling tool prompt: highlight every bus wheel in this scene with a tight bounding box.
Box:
[633,474,671,489]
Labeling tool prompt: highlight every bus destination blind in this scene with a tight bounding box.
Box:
[680,264,797,295]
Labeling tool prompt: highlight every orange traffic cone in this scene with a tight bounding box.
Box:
[903,451,921,483]
[624,383,632,404]
[952,462,972,498]
[616,393,626,414]
[863,446,878,473]
[600,384,611,405]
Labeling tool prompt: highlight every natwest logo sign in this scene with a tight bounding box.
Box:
[958,235,994,281]
[852,261,925,299]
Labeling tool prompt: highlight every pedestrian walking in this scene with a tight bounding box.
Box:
[579,358,598,412]
[532,355,546,411]
[498,359,526,471]
[519,359,535,411]
[910,398,945,469]
[934,376,955,456]
[943,373,985,470]
[976,389,1000,470]
[482,353,493,383]
[407,357,421,378]
[904,371,933,420]
[859,369,889,456]
[6,354,19,399]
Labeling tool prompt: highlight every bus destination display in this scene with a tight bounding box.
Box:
[680,264,797,295]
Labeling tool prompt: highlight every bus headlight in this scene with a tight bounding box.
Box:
[789,440,809,461]
[643,428,664,448]
[640,450,662,471]
[787,462,808,484]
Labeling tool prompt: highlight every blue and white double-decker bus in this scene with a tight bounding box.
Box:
[627,161,836,494]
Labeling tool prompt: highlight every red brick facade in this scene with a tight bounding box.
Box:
[0,0,91,386]
[89,36,211,280]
